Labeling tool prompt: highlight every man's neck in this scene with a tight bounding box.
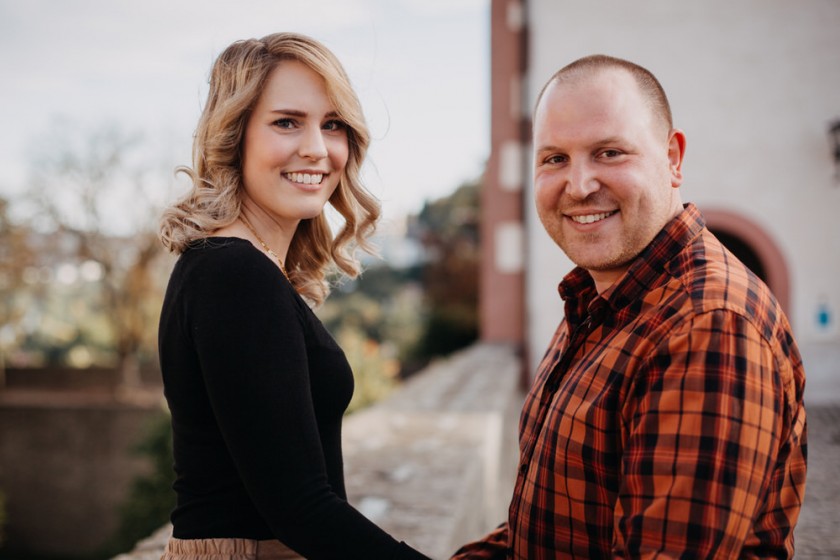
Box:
[590,267,628,295]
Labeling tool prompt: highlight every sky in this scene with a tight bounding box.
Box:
[0,0,490,227]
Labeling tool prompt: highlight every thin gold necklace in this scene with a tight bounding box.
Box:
[239,214,290,281]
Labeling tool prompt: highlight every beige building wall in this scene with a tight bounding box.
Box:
[523,0,840,401]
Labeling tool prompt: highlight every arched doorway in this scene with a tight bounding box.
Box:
[703,208,791,314]
[711,230,768,283]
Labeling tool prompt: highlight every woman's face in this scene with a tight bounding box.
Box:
[240,60,349,229]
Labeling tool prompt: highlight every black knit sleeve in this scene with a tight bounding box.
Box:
[182,243,429,560]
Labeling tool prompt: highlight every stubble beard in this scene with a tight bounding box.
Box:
[555,222,648,276]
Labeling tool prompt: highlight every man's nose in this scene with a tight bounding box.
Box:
[566,161,600,200]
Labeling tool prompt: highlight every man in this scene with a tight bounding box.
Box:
[453,55,807,558]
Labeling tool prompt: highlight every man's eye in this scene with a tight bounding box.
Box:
[601,149,622,158]
[545,155,566,164]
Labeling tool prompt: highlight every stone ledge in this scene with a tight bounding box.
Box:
[115,342,523,560]
[113,525,172,560]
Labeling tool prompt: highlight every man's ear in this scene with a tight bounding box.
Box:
[668,128,686,188]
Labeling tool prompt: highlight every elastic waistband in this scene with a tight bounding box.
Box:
[161,537,301,559]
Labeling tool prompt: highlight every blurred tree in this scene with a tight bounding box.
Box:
[319,263,426,379]
[336,326,399,414]
[320,177,481,379]
[411,178,481,360]
[20,122,175,385]
[0,196,39,370]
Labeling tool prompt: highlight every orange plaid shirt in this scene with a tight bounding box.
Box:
[453,204,807,559]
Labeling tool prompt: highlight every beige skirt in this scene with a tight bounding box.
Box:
[161,537,303,560]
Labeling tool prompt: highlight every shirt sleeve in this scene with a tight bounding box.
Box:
[450,523,510,559]
[614,308,786,558]
[186,249,429,560]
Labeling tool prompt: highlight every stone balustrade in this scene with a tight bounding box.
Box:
[114,342,524,560]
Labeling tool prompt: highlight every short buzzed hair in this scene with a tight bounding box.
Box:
[535,54,673,132]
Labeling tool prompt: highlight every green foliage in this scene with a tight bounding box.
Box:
[103,412,174,557]
[414,305,478,359]
[319,264,423,405]
[336,327,398,414]
[416,180,480,243]
[323,266,424,354]
[321,177,481,386]
[411,179,481,362]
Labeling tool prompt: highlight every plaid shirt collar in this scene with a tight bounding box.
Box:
[558,203,705,329]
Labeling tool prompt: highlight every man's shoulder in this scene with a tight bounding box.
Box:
[666,228,783,340]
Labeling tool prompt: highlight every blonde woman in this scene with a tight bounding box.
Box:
[158,33,430,560]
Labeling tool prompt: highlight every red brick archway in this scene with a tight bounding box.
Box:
[703,208,791,315]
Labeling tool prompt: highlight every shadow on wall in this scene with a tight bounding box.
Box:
[0,368,164,559]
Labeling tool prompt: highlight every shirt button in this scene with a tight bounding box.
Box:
[519,462,528,474]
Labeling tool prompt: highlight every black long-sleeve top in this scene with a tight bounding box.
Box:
[158,237,428,559]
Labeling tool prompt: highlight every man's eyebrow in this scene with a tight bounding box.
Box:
[536,137,627,153]
[535,144,563,154]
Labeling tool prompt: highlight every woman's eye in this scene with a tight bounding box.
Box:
[323,119,345,132]
[273,118,295,129]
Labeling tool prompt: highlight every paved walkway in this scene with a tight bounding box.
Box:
[795,403,840,559]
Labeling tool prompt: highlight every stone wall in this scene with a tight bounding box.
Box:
[115,343,524,560]
[3,366,162,392]
[0,386,165,556]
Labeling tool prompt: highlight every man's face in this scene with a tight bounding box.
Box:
[533,68,685,292]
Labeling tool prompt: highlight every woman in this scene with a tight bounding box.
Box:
[158,33,430,560]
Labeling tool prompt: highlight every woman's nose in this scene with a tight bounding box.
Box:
[299,127,328,160]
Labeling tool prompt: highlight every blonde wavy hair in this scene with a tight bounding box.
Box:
[159,32,379,305]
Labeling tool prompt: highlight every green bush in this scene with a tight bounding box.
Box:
[337,326,398,414]
[102,412,174,557]
[414,305,478,359]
